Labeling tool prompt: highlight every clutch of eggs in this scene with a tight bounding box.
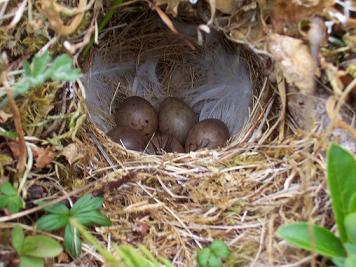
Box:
[107,96,230,153]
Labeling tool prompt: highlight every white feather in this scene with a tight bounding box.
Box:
[182,45,252,135]
[131,61,165,108]
[84,21,252,136]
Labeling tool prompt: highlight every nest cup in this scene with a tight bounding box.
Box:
[84,10,274,152]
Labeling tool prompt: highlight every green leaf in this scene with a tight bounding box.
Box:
[0,181,17,195]
[207,256,222,267]
[43,202,69,215]
[116,245,147,267]
[197,248,211,267]
[344,243,356,256]
[48,54,81,81]
[19,256,44,267]
[12,80,31,100]
[0,195,7,209]
[71,195,103,215]
[276,223,346,258]
[349,193,356,213]
[36,214,68,231]
[0,182,24,213]
[21,235,62,258]
[332,257,345,267]
[345,255,356,267]
[23,62,31,77]
[327,143,356,242]
[32,51,51,78]
[210,240,230,258]
[7,195,24,213]
[76,210,111,226]
[345,213,356,244]
[64,224,81,257]
[0,129,17,139]
[11,226,25,254]
[138,245,161,266]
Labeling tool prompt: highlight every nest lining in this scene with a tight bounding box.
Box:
[84,11,273,148]
[76,7,331,267]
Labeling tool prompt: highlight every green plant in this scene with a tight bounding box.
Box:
[0,51,81,107]
[0,181,24,213]
[11,225,62,267]
[71,218,174,267]
[277,143,356,266]
[36,194,111,257]
[82,0,123,57]
[197,240,231,267]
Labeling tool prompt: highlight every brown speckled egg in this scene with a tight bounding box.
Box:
[107,126,146,151]
[185,119,230,152]
[159,97,197,144]
[146,134,184,154]
[115,96,158,140]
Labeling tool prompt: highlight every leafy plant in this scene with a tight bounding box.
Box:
[277,143,356,266]
[71,218,173,267]
[36,194,111,257]
[11,226,62,267]
[197,240,231,267]
[115,244,174,267]
[0,181,24,213]
[0,51,81,107]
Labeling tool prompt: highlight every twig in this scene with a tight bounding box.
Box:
[1,72,27,181]
[0,167,135,223]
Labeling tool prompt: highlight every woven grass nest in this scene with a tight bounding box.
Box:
[0,0,356,267]
[77,6,345,267]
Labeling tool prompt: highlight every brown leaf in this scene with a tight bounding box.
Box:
[58,252,70,263]
[0,110,13,123]
[215,0,242,14]
[37,0,86,36]
[7,142,21,159]
[266,0,334,36]
[34,146,55,169]
[268,34,315,94]
[60,143,84,165]
[229,4,266,47]
[154,0,182,16]
[0,154,12,166]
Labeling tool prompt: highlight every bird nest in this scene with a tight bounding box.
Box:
[76,7,332,267]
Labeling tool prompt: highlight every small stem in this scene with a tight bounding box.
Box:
[82,0,123,57]
[1,72,27,182]
[69,218,117,266]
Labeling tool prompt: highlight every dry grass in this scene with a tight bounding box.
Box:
[74,8,333,267]
[0,1,355,267]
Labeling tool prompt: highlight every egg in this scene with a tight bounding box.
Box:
[185,119,230,152]
[107,126,146,151]
[146,134,184,154]
[159,97,197,144]
[115,96,158,140]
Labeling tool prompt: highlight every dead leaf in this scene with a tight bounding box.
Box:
[215,0,244,14]
[343,29,356,49]
[268,34,315,94]
[229,4,266,47]
[7,142,21,159]
[34,146,55,169]
[0,154,13,177]
[0,110,13,123]
[60,143,84,165]
[37,0,86,36]
[58,252,70,263]
[154,0,181,16]
[265,0,334,36]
